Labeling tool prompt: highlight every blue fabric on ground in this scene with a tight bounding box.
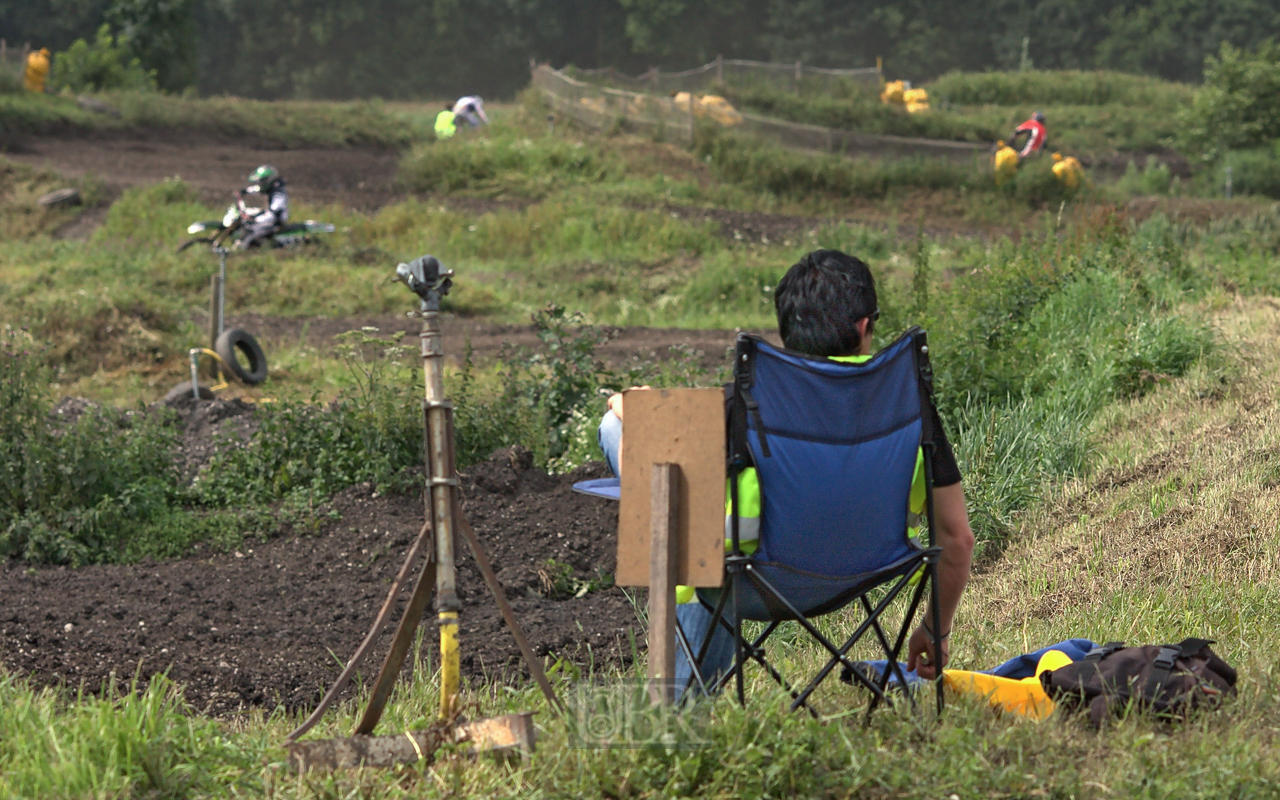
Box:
[987,638,1097,679]
[857,639,1100,688]
[571,478,621,500]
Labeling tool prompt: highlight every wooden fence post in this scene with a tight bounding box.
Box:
[647,463,680,706]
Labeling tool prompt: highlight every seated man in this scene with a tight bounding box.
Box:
[237,165,289,249]
[598,249,975,695]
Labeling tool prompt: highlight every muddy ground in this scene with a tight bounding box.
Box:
[0,407,633,714]
[226,312,779,372]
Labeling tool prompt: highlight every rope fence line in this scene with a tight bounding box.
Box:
[532,64,985,161]
[572,55,882,95]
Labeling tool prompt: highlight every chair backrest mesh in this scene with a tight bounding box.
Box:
[743,333,924,577]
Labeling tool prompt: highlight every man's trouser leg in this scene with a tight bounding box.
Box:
[675,600,735,698]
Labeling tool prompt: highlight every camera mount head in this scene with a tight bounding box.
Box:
[395,255,454,311]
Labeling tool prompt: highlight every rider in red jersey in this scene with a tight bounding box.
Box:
[1009,111,1047,159]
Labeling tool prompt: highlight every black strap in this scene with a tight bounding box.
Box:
[732,335,770,459]
[1177,637,1214,658]
[1085,641,1125,662]
[1142,645,1182,704]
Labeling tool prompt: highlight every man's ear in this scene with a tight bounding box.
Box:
[855,317,871,339]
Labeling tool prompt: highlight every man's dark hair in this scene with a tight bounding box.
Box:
[774,249,877,357]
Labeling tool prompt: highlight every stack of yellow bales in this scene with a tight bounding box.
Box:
[903,87,929,113]
[671,92,743,125]
[1052,152,1085,189]
[24,48,50,93]
[994,140,1019,185]
[880,80,929,113]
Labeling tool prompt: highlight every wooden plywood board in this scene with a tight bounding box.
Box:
[617,388,724,587]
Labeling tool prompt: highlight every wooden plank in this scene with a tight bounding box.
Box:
[617,388,724,588]
[287,713,535,772]
[647,463,679,705]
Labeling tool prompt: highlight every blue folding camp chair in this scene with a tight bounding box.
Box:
[684,328,946,716]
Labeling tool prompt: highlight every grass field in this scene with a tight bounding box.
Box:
[4,80,1280,797]
[715,69,1193,159]
[4,297,1279,798]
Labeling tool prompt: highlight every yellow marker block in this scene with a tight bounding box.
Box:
[943,649,1073,721]
[438,611,460,718]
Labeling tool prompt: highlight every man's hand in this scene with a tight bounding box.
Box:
[906,624,949,680]
[606,385,651,421]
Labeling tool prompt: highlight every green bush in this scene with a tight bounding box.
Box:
[928,69,1189,107]
[696,129,986,200]
[1116,156,1175,196]
[51,25,156,94]
[0,61,22,94]
[1180,43,1280,163]
[0,329,209,565]
[401,132,611,195]
[723,82,994,142]
[1221,147,1280,199]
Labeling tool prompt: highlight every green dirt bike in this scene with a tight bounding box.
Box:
[177,190,335,253]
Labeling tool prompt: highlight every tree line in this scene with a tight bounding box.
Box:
[4,0,1280,98]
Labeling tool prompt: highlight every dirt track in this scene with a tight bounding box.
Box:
[227,312,780,371]
[0,435,633,715]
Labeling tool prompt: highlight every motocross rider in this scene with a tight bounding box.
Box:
[1009,111,1047,159]
[237,165,288,249]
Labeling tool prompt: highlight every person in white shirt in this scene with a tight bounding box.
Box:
[452,96,489,127]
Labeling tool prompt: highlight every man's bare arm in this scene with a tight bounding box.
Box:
[907,481,975,678]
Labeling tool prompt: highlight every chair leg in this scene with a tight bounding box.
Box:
[674,616,709,702]
[927,556,945,715]
[732,570,746,706]
[744,565,912,712]
[861,578,928,723]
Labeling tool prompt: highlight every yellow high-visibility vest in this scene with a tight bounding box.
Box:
[434,110,457,139]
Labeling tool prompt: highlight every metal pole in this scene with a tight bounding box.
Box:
[1225,166,1233,199]
[217,249,226,339]
[189,349,200,400]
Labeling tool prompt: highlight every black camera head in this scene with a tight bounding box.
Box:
[395,255,453,310]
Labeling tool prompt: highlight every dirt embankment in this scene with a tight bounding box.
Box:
[0,434,633,716]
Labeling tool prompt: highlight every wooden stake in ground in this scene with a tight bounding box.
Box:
[648,463,680,705]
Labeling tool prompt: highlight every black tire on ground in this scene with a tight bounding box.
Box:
[215,328,268,385]
[164,381,216,402]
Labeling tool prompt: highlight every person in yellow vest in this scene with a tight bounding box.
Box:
[994,140,1019,186]
[24,48,50,93]
[434,105,457,140]
[599,250,976,697]
[1051,152,1084,189]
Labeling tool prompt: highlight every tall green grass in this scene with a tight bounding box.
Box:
[928,69,1192,107]
[0,672,258,798]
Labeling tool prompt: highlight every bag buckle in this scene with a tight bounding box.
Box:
[1153,647,1178,671]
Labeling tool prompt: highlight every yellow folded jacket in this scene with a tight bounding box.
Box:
[943,649,1074,721]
